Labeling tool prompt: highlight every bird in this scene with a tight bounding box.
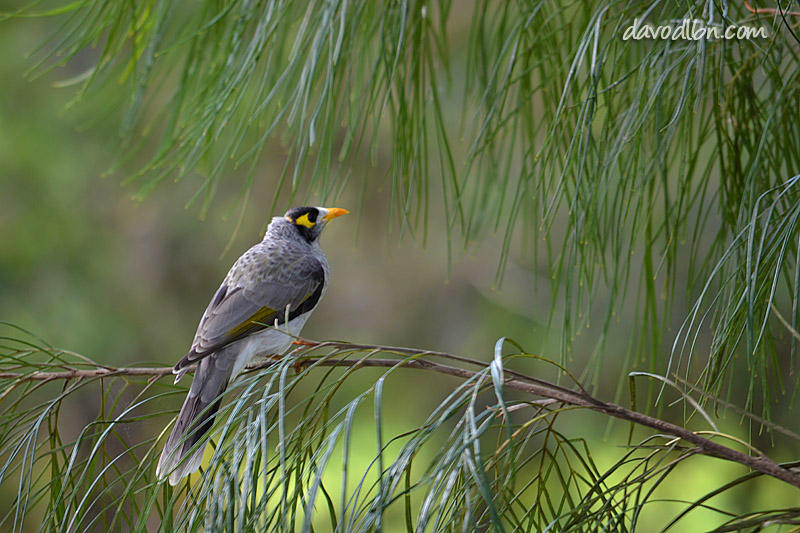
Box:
[156,206,348,485]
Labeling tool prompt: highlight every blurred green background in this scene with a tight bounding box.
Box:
[2,6,798,531]
[0,10,551,377]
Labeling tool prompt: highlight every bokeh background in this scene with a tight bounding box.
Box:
[2,5,798,530]
[1,7,547,369]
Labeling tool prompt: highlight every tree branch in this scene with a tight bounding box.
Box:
[2,339,799,489]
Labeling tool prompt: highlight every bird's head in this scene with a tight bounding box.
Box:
[283,206,349,243]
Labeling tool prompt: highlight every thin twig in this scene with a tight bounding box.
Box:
[771,302,800,342]
[289,356,800,489]
[2,339,800,489]
[672,372,800,442]
[743,0,800,16]
[0,367,174,381]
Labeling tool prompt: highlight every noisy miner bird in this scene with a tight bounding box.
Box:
[156,206,348,485]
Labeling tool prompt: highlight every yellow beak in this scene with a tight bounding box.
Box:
[322,207,349,220]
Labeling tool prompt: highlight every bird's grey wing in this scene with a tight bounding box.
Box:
[174,250,325,371]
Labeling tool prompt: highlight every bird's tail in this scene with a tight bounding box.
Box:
[156,354,234,486]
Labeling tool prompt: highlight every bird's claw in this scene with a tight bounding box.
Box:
[291,339,316,346]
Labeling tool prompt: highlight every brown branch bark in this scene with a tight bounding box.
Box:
[2,339,799,489]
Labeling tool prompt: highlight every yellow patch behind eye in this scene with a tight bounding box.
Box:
[295,213,316,228]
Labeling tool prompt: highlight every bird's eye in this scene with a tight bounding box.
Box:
[294,211,317,228]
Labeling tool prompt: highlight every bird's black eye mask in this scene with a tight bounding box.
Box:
[285,207,319,228]
[285,207,320,242]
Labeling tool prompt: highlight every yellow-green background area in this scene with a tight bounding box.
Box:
[1,8,796,532]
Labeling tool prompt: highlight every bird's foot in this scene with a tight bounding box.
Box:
[291,339,317,347]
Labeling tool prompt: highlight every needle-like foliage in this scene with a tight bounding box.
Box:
[8,0,800,403]
[2,325,799,531]
[4,0,800,529]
